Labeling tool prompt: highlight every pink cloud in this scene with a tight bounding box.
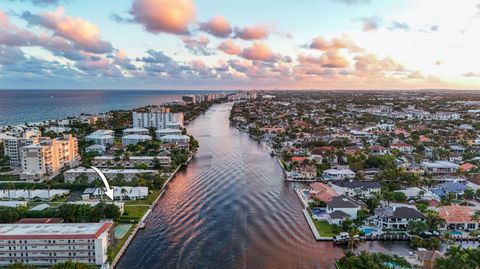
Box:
[309,34,363,52]
[131,0,196,35]
[200,16,232,38]
[298,52,350,68]
[22,7,112,53]
[241,43,278,62]
[234,24,270,40]
[218,39,241,55]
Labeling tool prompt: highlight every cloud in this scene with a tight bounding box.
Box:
[199,16,232,38]
[181,35,211,55]
[241,43,278,62]
[388,21,410,32]
[234,24,271,40]
[419,24,439,33]
[309,34,363,52]
[137,49,173,63]
[218,39,241,55]
[110,13,134,24]
[298,52,350,68]
[462,72,480,77]
[22,7,113,53]
[359,16,382,32]
[130,0,196,35]
[112,50,136,70]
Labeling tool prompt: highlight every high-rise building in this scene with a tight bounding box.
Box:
[3,136,39,167]
[20,134,79,181]
[0,221,113,268]
[132,111,184,130]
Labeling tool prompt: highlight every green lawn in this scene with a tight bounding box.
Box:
[0,174,20,181]
[124,189,161,206]
[119,205,149,222]
[313,220,335,237]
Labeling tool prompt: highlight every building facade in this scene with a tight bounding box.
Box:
[132,111,184,130]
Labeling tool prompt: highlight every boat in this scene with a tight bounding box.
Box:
[270,150,275,157]
[333,232,351,244]
[139,222,146,229]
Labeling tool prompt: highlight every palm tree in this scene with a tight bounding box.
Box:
[45,180,54,201]
[5,182,14,200]
[471,213,480,230]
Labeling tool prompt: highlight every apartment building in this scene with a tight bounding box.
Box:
[20,135,79,181]
[3,136,39,167]
[0,222,113,268]
[121,134,152,146]
[85,130,115,146]
[132,111,184,129]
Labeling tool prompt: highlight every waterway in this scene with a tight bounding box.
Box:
[116,102,410,269]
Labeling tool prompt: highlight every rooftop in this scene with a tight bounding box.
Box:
[0,222,113,240]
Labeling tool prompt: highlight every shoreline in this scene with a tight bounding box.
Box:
[109,152,195,269]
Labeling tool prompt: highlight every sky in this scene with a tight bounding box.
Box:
[1,0,480,90]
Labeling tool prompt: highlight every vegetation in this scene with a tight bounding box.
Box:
[337,251,411,269]
[313,220,335,237]
[434,246,480,269]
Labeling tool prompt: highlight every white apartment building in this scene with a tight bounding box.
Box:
[132,111,184,130]
[64,167,158,183]
[122,127,149,136]
[121,134,152,146]
[3,136,39,167]
[85,130,115,146]
[322,169,356,180]
[92,156,171,168]
[155,128,182,139]
[20,135,79,181]
[0,222,113,268]
[159,134,190,143]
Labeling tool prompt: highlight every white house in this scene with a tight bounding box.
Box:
[121,134,152,145]
[326,195,364,225]
[373,206,426,230]
[160,134,190,143]
[155,128,182,139]
[85,144,107,155]
[422,161,459,176]
[122,127,149,136]
[322,169,356,180]
[85,130,114,146]
[330,181,381,198]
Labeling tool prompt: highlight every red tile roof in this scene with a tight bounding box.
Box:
[439,205,474,224]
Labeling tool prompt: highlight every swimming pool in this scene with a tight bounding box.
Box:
[362,227,377,235]
[311,207,327,219]
[450,230,463,236]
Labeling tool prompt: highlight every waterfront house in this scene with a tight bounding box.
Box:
[308,182,338,202]
[326,195,364,224]
[155,128,182,139]
[92,156,171,168]
[415,250,443,269]
[330,181,381,198]
[438,205,477,231]
[322,168,356,180]
[372,206,426,230]
[64,167,157,183]
[160,134,190,143]
[394,187,439,201]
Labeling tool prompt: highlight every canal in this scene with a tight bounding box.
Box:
[116,102,407,269]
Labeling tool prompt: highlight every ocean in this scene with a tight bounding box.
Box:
[0,90,216,126]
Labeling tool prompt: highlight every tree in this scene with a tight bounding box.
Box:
[408,220,429,235]
[50,261,97,269]
[338,251,411,269]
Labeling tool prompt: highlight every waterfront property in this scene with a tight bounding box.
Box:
[121,134,152,146]
[330,181,381,198]
[322,168,356,180]
[64,167,157,183]
[85,186,149,200]
[438,205,478,231]
[372,206,426,230]
[326,195,364,225]
[92,156,171,168]
[0,221,113,268]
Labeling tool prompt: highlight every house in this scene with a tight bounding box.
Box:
[85,144,107,155]
[422,161,459,176]
[122,127,149,136]
[89,186,149,200]
[438,205,477,231]
[121,134,152,145]
[460,163,477,173]
[326,195,364,225]
[85,130,114,146]
[431,182,467,198]
[309,182,338,202]
[394,187,439,201]
[330,181,381,198]
[391,142,414,154]
[415,250,443,269]
[369,145,391,156]
[322,168,356,180]
[373,206,426,230]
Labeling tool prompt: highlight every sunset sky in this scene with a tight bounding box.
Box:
[1,0,480,90]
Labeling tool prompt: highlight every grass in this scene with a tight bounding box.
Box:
[124,189,161,206]
[119,205,149,222]
[109,224,135,262]
[313,220,336,237]
[0,174,20,181]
